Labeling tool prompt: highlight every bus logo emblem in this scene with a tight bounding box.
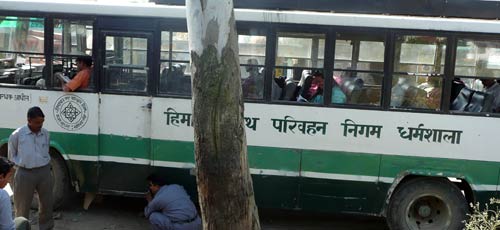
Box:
[53,95,89,131]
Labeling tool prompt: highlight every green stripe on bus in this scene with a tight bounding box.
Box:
[302,149,380,176]
[152,139,194,162]
[380,154,500,186]
[99,134,150,159]
[1,128,499,188]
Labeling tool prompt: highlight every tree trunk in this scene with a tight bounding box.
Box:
[186,0,261,229]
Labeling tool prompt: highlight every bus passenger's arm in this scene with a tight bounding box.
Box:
[64,72,84,92]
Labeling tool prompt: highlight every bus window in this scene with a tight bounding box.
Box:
[104,35,148,92]
[273,32,325,103]
[0,16,46,87]
[159,31,191,96]
[239,33,266,100]
[52,19,93,90]
[451,39,500,113]
[391,35,446,111]
[333,33,384,106]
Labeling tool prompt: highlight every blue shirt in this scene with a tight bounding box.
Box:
[144,184,198,223]
[332,86,346,104]
[8,125,51,169]
[0,189,14,230]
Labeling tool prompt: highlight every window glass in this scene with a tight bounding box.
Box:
[334,40,353,69]
[333,33,385,106]
[0,54,45,86]
[455,39,500,77]
[172,32,189,61]
[50,19,94,90]
[451,39,500,113]
[0,16,46,88]
[276,32,324,68]
[0,17,44,53]
[273,32,325,103]
[392,35,446,111]
[160,61,191,95]
[391,74,442,110]
[104,35,148,92]
[395,36,446,74]
[359,41,385,63]
[239,34,266,100]
[54,19,92,55]
[159,31,191,95]
[160,31,170,60]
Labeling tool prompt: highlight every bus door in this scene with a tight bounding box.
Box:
[97,30,154,195]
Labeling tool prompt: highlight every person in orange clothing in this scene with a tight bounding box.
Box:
[63,55,92,92]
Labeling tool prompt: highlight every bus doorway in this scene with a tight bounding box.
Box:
[97,30,154,195]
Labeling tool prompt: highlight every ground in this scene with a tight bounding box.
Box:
[24,194,389,230]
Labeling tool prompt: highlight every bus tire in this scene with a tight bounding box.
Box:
[31,149,71,210]
[387,177,468,230]
[50,149,71,209]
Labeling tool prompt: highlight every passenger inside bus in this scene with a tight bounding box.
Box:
[162,63,191,95]
[242,58,264,99]
[332,76,347,104]
[480,77,500,112]
[297,71,324,104]
[417,76,442,110]
[336,69,364,104]
[62,55,92,92]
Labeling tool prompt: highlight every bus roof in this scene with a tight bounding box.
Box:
[156,0,500,21]
[2,0,500,34]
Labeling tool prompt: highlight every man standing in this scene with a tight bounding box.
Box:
[8,107,53,230]
[145,174,202,230]
[63,55,92,92]
[0,157,30,230]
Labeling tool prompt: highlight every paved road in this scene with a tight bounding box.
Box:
[27,194,389,230]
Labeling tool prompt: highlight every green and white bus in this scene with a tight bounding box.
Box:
[1,0,500,229]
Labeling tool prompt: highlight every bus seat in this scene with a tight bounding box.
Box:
[341,78,363,103]
[450,87,493,112]
[283,79,297,101]
[160,67,169,91]
[402,85,427,108]
[451,87,472,111]
[450,87,494,112]
[357,85,381,105]
[0,72,15,84]
[468,90,492,112]
[179,75,192,94]
[22,75,42,86]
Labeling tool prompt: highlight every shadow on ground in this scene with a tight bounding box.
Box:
[43,194,389,230]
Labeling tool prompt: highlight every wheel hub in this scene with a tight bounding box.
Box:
[418,205,432,218]
[406,195,451,230]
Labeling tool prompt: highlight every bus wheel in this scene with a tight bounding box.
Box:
[50,149,71,209]
[31,150,71,210]
[387,177,468,230]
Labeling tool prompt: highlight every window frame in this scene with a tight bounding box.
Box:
[99,30,154,96]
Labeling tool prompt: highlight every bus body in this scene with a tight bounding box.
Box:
[0,1,500,228]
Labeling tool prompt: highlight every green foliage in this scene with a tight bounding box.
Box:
[464,198,500,230]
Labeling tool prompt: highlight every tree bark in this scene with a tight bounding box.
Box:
[186,0,261,230]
